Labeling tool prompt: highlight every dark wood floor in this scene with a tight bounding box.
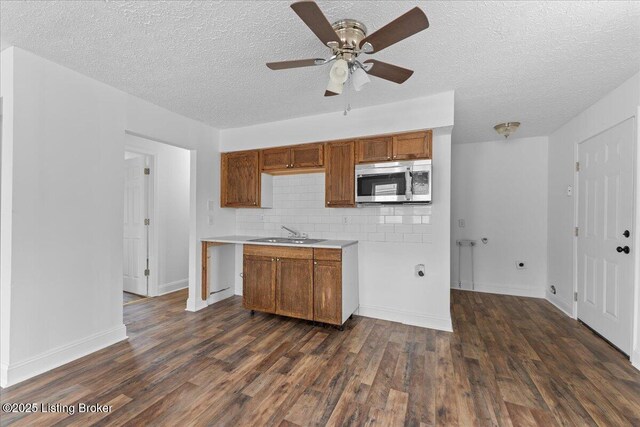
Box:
[2,289,640,426]
[123,292,146,305]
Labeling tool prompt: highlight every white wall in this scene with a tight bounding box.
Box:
[221,93,454,331]
[546,72,640,366]
[0,47,234,387]
[125,134,191,295]
[451,136,548,297]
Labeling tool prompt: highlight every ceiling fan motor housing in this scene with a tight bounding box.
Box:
[331,19,367,62]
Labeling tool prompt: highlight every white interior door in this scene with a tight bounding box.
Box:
[123,156,148,296]
[577,118,635,355]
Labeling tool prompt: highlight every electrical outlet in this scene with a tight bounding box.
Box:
[208,215,214,226]
[516,261,526,269]
[343,216,349,224]
[458,219,465,228]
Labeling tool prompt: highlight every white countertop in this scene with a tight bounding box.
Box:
[201,235,358,249]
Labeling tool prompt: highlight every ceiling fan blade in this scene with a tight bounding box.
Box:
[364,60,414,84]
[291,1,340,47]
[266,58,323,70]
[359,7,429,53]
[324,90,339,97]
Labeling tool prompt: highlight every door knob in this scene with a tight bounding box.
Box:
[623,230,630,238]
[616,246,630,254]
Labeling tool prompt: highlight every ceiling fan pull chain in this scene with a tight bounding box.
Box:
[344,76,352,116]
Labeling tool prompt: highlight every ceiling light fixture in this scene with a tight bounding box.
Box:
[326,58,349,95]
[351,65,370,91]
[494,122,520,139]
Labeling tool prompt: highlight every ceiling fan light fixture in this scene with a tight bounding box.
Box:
[494,122,521,139]
[326,79,344,95]
[326,58,349,95]
[352,66,370,91]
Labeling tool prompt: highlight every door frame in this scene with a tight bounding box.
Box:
[573,117,638,355]
[124,147,158,297]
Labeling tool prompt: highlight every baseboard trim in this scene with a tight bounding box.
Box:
[185,297,208,312]
[207,288,235,305]
[451,282,545,298]
[158,279,188,296]
[357,304,452,332]
[545,292,574,318]
[632,350,640,371]
[1,324,127,388]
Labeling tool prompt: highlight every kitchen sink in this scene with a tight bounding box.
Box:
[249,237,326,245]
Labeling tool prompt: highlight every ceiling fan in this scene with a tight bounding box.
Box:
[266,1,429,97]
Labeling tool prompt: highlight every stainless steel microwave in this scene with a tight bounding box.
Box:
[355,159,432,204]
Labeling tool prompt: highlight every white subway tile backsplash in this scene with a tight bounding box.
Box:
[385,233,404,242]
[237,173,435,243]
[403,233,423,243]
[394,224,414,233]
[384,216,402,224]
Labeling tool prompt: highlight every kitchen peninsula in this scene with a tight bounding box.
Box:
[201,236,359,327]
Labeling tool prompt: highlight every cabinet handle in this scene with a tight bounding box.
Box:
[272,258,275,261]
[314,261,317,265]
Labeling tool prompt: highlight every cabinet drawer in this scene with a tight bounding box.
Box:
[314,248,342,261]
[244,245,313,260]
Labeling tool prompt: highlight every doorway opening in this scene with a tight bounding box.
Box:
[123,134,191,306]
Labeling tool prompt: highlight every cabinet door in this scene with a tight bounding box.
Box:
[276,258,313,320]
[221,151,260,207]
[261,147,291,171]
[314,260,342,325]
[356,136,392,163]
[291,143,324,168]
[392,131,432,160]
[243,255,276,313]
[325,141,355,207]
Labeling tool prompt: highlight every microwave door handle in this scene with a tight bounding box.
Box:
[405,169,412,200]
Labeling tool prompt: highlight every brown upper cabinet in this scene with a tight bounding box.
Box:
[356,130,432,163]
[221,129,432,208]
[260,143,323,172]
[325,140,355,207]
[357,136,393,163]
[393,131,432,160]
[261,147,290,171]
[221,150,260,208]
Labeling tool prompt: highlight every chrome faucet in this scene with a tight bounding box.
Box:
[281,225,307,239]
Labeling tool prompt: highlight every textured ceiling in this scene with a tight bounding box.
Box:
[1,1,639,143]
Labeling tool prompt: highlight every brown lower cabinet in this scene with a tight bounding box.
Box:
[276,257,314,320]
[313,260,342,325]
[242,244,357,325]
